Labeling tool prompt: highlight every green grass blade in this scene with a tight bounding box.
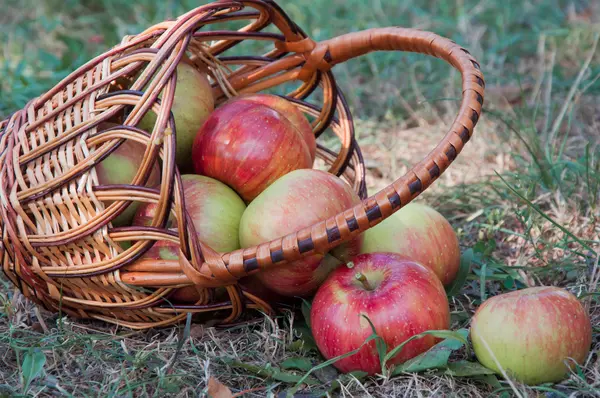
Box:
[497,172,597,254]
[446,249,473,297]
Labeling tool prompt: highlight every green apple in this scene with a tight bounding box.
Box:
[139,62,214,171]
[360,202,460,285]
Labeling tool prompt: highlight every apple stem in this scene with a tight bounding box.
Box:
[355,272,374,291]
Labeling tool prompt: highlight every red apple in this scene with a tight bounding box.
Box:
[471,286,592,385]
[139,62,214,172]
[239,169,362,297]
[133,174,246,253]
[310,253,451,375]
[192,95,314,201]
[360,202,460,285]
[96,123,161,226]
[235,93,316,161]
[169,286,202,303]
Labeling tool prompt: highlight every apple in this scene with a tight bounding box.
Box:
[238,275,290,305]
[139,61,214,171]
[470,286,592,385]
[239,169,362,297]
[235,93,316,161]
[310,253,451,375]
[133,174,246,253]
[192,95,314,202]
[168,286,202,304]
[360,202,460,285]
[95,123,161,226]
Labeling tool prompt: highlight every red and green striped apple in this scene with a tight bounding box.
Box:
[471,286,592,385]
[192,94,315,202]
[239,169,361,297]
[360,202,460,285]
[311,253,451,375]
[133,174,246,255]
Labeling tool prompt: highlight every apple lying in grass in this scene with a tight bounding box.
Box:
[139,62,214,172]
[192,94,315,201]
[95,123,161,226]
[239,169,361,297]
[310,253,450,375]
[470,286,592,385]
[360,202,460,285]
[133,174,246,254]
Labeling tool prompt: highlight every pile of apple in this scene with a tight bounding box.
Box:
[98,62,592,386]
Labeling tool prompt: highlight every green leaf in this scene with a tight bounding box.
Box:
[503,275,515,289]
[281,357,313,372]
[222,358,272,377]
[445,249,473,297]
[444,361,495,377]
[292,325,318,353]
[472,374,502,389]
[392,329,469,375]
[287,333,382,398]
[223,358,319,385]
[301,298,312,328]
[271,369,319,385]
[346,370,368,380]
[383,330,468,371]
[21,348,46,393]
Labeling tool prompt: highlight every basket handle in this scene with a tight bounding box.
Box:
[192,27,484,284]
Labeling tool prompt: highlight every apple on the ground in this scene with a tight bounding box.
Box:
[239,169,362,297]
[360,202,460,286]
[192,94,315,202]
[470,286,592,385]
[310,253,451,375]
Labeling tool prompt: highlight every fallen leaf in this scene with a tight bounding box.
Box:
[207,377,234,398]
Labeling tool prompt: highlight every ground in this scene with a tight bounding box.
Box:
[1,0,599,397]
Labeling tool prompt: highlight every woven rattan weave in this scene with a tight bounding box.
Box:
[0,0,484,329]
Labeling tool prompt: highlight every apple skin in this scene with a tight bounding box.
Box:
[360,202,460,286]
[139,62,214,172]
[235,93,316,161]
[239,169,362,297]
[470,286,592,385]
[133,174,246,253]
[192,96,313,202]
[310,253,450,375]
[95,123,161,226]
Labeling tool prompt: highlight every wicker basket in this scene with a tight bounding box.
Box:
[0,0,484,330]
